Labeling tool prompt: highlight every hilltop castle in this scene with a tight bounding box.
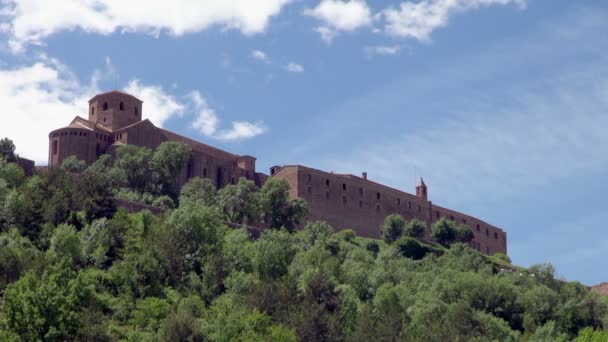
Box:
[48,90,507,255]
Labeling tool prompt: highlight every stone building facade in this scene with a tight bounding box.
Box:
[48,90,507,255]
[269,165,507,255]
[48,90,267,188]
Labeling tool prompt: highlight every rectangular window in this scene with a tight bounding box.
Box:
[52,140,58,155]
[342,183,347,191]
[436,211,440,218]
[359,188,363,196]
[342,196,347,205]
[377,192,380,200]
[397,198,401,205]
[359,200,363,208]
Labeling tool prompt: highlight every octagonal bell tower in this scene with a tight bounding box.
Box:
[88,90,143,130]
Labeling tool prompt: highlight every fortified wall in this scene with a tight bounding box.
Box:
[47,90,507,255]
[270,165,507,255]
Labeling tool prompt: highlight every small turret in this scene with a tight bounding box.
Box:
[416,177,428,201]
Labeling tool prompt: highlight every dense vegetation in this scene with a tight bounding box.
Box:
[1,137,607,341]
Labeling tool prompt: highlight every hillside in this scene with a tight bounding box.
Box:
[1,138,608,341]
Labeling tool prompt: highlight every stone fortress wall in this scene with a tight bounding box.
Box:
[270,165,507,255]
[47,90,507,255]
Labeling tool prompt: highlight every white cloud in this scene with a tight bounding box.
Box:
[284,62,304,73]
[1,0,294,52]
[364,44,402,56]
[304,0,372,43]
[190,91,267,142]
[382,0,526,40]
[124,80,185,127]
[251,49,271,64]
[0,59,94,163]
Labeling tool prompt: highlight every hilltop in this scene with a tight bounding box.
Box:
[1,137,607,341]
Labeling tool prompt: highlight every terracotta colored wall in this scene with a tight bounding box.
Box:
[89,93,142,131]
[272,165,507,255]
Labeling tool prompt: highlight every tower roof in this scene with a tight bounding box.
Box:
[88,90,143,103]
[417,177,426,187]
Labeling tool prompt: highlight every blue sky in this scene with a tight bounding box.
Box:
[1,0,607,285]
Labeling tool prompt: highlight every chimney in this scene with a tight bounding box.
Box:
[362,172,367,180]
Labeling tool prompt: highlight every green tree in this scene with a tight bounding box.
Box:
[254,229,297,280]
[575,327,608,341]
[150,141,192,196]
[431,217,458,247]
[260,178,307,231]
[180,177,217,207]
[404,218,426,239]
[114,144,154,192]
[47,224,84,266]
[456,223,474,243]
[381,214,406,243]
[0,160,25,188]
[0,137,19,162]
[60,155,87,173]
[2,259,90,341]
[218,178,261,224]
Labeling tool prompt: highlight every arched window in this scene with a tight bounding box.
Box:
[119,102,124,110]
[103,102,108,110]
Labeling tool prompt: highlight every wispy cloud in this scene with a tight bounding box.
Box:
[381,0,526,41]
[251,49,271,64]
[284,62,304,73]
[364,44,402,57]
[189,91,267,141]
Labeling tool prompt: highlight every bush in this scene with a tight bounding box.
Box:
[381,214,406,244]
[404,218,426,239]
[395,237,429,260]
[493,252,511,264]
[338,229,356,242]
[431,218,458,247]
